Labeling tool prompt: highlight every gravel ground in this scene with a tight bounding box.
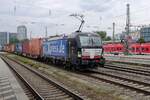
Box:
[6,54,149,100]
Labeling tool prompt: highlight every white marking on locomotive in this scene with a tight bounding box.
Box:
[82,48,102,59]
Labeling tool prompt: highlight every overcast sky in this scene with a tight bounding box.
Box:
[0,0,150,38]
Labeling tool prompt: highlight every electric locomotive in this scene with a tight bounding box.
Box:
[68,32,105,69]
[42,32,105,70]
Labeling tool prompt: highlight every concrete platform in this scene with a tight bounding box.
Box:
[0,57,29,100]
[104,54,150,65]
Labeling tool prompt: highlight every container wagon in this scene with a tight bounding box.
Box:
[22,40,30,56]
[15,43,22,54]
[3,44,15,53]
[10,44,15,53]
[29,38,43,58]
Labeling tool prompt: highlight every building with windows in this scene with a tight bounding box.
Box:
[9,33,18,43]
[17,25,27,41]
[130,30,140,42]
[140,27,150,42]
[0,32,9,46]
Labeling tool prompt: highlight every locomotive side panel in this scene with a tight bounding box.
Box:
[42,39,68,60]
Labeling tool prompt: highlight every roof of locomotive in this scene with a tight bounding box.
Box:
[44,32,100,41]
[68,32,99,38]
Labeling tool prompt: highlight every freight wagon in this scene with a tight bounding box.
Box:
[29,38,43,58]
[22,40,30,56]
[3,44,15,53]
[15,43,22,54]
[42,32,105,70]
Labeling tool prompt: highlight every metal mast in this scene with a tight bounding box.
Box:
[45,26,48,37]
[113,22,115,42]
[124,4,130,55]
[126,4,130,35]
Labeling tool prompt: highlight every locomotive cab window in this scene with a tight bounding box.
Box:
[79,35,102,47]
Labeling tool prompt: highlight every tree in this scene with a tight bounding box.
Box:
[96,31,112,41]
[137,37,145,43]
[105,36,111,41]
[96,31,107,40]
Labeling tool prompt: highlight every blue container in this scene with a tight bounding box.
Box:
[15,43,22,53]
[42,39,68,59]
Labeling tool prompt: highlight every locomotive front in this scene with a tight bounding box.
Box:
[69,32,105,69]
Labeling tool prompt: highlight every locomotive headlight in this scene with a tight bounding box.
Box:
[78,51,81,57]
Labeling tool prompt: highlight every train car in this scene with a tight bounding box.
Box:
[15,43,22,54]
[3,44,9,52]
[10,44,15,53]
[114,43,124,54]
[3,44,15,53]
[22,40,30,56]
[129,43,141,54]
[103,44,112,53]
[29,38,43,58]
[141,43,150,54]
[42,32,105,70]
[103,43,124,55]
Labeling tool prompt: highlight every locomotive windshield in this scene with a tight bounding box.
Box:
[79,36,102,47]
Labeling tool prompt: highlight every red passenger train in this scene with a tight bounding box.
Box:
[103,43,150,55]
[103,43,124,55]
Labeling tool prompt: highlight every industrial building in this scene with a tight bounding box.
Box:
[140,27,150,42]
[17,25,27,41]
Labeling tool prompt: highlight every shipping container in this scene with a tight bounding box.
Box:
[3,44,15,53]
[22,40,30,55]
[10,44,15,53]
[3,44,9,52]
[42,38,68,59]
[15,43,22,54]
[29,38,43,57]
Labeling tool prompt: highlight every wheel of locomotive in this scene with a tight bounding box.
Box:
[64,61,71,70]
[52,59,56,65]
[71,64,77,71]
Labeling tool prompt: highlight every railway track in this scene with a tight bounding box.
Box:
[104,63,150,76]
[3,54,150,98]
[107,62,150,71]
[1,56,83,100]
[82,70,150,95]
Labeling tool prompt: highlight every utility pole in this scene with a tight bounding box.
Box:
[126,4,130,35]
[14,6,16,15]
[45,26,48,37]
[124,3,130,55]
[30,31,32,40]
[113,22,115,42]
